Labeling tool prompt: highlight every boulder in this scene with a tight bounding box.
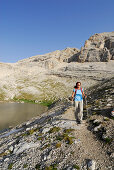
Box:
[87,160,96,170]
[93,124,102,132]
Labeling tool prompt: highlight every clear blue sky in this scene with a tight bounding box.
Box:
[0,0,114,63]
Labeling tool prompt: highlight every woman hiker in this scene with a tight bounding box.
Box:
[71,82,87,124]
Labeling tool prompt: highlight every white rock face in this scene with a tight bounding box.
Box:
[78,32,114,62]
[13,142,40,155]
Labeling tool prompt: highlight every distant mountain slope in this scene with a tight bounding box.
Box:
[18,32,114,66]
[0,32,114,102]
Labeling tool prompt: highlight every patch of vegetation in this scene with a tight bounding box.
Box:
[23,164,28,168]
[45,163,57,170]
[70,151,75,155]
[48,127,61,133]
[104,137,113,144]
[37,132,44,140]
[104,117,109,121]
[0,152,7,157]
[37,137,44,141]
[56,133,74,144]
[9,150,13,154]
[55,142,61,148]
[41,144,51,150]
[3,85,8,89]
[35,163,41,169]
[73,164,80,169]
[95,100,101,106]
[22,128,38,136]
[56,135,64,141]
[92,111,97,115]
[38,132,44,136]
[40,99,55,107]
[13,96,36,103]
[0,89,5,101]
[64,129,74,133]
[8,163,13,169]
[28,128,38,134]
[64,135,73,144]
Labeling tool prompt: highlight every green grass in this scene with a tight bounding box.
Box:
[35,164,41,169]
[55,142,61,148]
[56,133,74,144]
[73,164,80,169]
[63,129,74,133]
[104,137,113,144]
[41,143,51,150]
[64,135,73,144]
[45,164,58,170]
[0,89,5,101]
[23,164,28,168]
[0,152,7,157]
[22,128,38,136]
[13,97,36,103]
[48,127,61,133]
[13,95,56,108]
[40,99,55,107]
[8,163,13,169]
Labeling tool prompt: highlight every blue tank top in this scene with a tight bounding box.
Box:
[73,88,83,101]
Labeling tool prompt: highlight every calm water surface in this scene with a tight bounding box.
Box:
[0,103,47,131]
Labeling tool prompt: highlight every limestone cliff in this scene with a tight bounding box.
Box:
[77,32,114,62]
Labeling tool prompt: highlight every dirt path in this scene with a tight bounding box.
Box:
[61,106,111,170]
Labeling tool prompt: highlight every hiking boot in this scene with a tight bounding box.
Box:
[77,120,85,124]
[77,120,81,124]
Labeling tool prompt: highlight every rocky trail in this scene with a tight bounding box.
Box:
[60,106,112,170]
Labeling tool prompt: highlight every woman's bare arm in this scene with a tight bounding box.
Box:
[82,91,87,98]
[72,91,75,101]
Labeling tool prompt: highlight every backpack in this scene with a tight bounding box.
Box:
[74,88,83,99]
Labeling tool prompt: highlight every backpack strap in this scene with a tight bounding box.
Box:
[81,88,83,93]
[74,88,77,96]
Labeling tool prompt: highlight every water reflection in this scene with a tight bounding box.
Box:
[0,103,47,131]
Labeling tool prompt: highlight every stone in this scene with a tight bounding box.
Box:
[74,139,81,144]
[4,158,9,162]
[9,146,13,152]
[93,124,102,132]
[43,155,47,161]
[107,103,112,107]
[93,119,101,124]
[110,110,114,117]
[110,153,114,158]
[87,160,96,170]
[26,128,31,131]
[47,154,51,160]
[102,134,108,140]
[42,127,52,134]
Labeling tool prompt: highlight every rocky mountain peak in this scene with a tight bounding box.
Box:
[77,32,114,62]
[17,32,114,66]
